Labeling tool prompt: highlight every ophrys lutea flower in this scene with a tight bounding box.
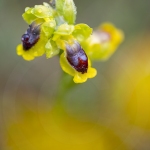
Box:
[60,41,97,83]
[17,18,58,61]
[52,23,96,83]
[17,21,46,60]
[82,23,124,61]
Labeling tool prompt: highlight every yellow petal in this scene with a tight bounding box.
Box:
[22,51,35,61]
[16,44,24,55]
[87,67,97,78]
[73,72,87,83]
[100,22,116,33]
[60,52,75,76]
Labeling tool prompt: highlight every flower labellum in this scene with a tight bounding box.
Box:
[66,41,88,74]
[22,22,41,50]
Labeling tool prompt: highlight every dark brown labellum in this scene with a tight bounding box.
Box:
[21,22,41,50]
[66,41,88,74]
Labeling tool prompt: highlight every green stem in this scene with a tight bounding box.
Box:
[55,71,77,104]
[52,71,78,114]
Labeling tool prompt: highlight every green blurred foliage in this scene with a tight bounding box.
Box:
[1,0,150,149]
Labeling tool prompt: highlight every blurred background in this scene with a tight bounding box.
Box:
[1,0,150,149]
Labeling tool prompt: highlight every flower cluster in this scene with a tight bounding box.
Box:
[16,0,124,83]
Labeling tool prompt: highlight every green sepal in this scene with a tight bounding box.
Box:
[22,4,54,24]
[73,24,93,42]
[31,5,53,18]
[45,40,60,58]
[22,7,37,24]
[55,0,65,14]
[54,24,74,35]
[41,19,56,38]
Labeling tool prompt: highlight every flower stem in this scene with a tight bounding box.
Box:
[54,71,77,104]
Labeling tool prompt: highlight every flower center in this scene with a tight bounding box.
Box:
[98,31,110,43]
[92,31,111,44]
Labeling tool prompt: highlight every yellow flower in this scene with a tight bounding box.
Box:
[16,21,50,61]
[16,37,47,61]
[82,23,124,61]
[60,41,97,83]
[51,23,96,83]
[17,10,57,61]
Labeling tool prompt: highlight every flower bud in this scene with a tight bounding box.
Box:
[63,0,76,24]
[56,0,76,24]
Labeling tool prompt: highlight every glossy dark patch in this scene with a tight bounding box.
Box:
[66,41,88,74]
[21,22,41,50]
